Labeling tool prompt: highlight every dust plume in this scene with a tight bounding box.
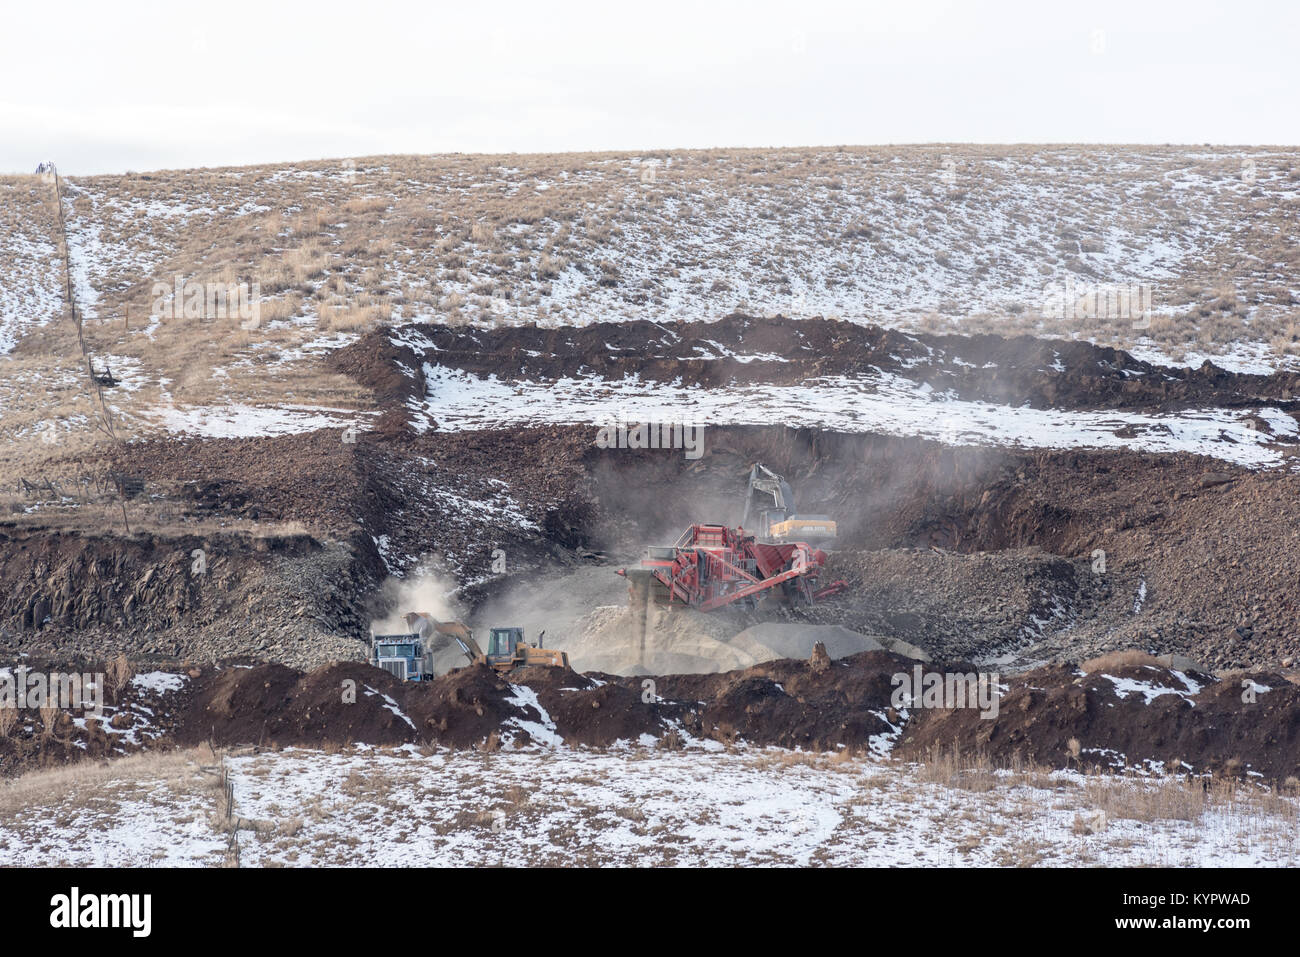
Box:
[369,561,467,636]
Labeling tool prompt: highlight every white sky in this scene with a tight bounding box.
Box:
[2,0,1297,174]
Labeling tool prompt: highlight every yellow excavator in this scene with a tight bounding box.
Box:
[742,464,837,544]
[404,613,569,674]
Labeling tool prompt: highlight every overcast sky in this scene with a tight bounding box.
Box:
[2,0,1296,174]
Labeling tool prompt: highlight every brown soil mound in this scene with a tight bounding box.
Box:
[0,658,192,776]
[898,662,1300,781]
[650,650,910,751]
[6,654,1299,783]
[175,661,525,749]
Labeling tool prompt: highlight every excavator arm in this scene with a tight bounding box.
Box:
[452,633,487,664]
[742,464,837,544]
[405,612,487,665]
[743,464,796,533]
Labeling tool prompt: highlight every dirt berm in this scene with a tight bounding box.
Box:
[335,314,1300,414]
[897,654,1300,782]
[5,651,1297,784]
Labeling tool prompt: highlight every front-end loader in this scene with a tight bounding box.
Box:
[404,612,570,674]
[476,627,570,672]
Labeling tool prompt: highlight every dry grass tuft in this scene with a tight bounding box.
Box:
[106,654,133,697]
[0,748,211,816]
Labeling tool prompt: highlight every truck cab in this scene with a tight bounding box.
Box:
[369,632,433,681]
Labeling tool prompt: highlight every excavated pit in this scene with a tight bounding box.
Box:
[475,426,1300,674]
[4,423,1298,676]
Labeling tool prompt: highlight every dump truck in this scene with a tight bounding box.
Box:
[368,612,470,680]
[368,632,436,681]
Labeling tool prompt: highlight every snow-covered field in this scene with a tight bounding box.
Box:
[3,746,1295,867]
[149,402,362,438]
[0,178,63,354]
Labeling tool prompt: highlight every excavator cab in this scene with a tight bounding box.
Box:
[486,627,525,664]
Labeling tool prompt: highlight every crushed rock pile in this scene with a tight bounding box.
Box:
[557,605,928,675]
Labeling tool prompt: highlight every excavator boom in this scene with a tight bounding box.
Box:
[742,464,836,543]
[452,633,487,664]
